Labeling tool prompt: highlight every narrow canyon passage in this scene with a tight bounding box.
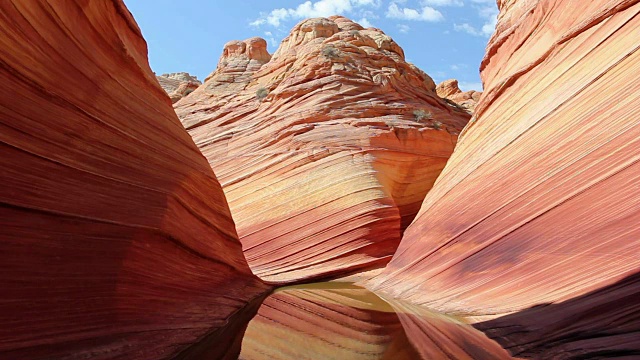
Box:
[3,0,639,358]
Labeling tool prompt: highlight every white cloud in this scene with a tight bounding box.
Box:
[354,0,382,6]
[477,5,497,18]
[264,31,278,48]
[454,16,495,36]
[294,0,353,17]
[458,81,483,91]
[360,10,379,19]
[358,17,374,27]
[452,1,498,37]
[479,6,498,35]
[386,2,444,22]
[433,71,447,78]
[266,8,290,27]
[481,15,497,35]
[421,0,464,6]
[454,23,482,36]
[397,24,410,33]
[251,0,379,28]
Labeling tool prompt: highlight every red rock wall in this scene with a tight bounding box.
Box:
[0,1,267,359]
[175,16,470,284]
[368,0,640,320]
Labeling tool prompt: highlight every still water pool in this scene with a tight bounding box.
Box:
[236,282,511,360]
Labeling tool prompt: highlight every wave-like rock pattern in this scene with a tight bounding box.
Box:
[239,284,512,359]
[157,72,201,103]
[0,1,267,359]
[176,16,470,284]
[368,0,640,322]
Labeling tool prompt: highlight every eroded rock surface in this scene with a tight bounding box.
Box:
[175,16,470,284]
[436,79,481,114]
[157,72,202,103]
[0,1,267,359]
[368,1,640,354]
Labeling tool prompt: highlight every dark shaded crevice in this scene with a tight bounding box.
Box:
[475,271,640,359]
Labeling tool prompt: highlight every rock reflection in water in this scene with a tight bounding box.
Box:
[239,283,511,359]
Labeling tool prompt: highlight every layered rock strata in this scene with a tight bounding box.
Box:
[175,16,470,284]
[157,72,202,103]
[369,0,640,325]
[436,79,481,114]
[0,1,267,359]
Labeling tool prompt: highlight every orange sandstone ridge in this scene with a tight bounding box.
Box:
[0,1,267,359]
[175,16,471,284]
[367,0,640,357]
[436,79,481,114]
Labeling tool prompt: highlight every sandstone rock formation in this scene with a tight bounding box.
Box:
[239,284,511,359]
[436,79,481,114]
[157,72,202,103]
[368,0,640,356]
[475,271,640,358]
[175,16,471,284]
[0,1,267,359]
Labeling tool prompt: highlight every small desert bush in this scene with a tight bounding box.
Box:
[413,109,433,122]
[255,87,269,100]
[432,120,443,130]
[321,45,340,59]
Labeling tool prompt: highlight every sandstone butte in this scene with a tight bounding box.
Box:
[367,0,640,357]
[174,16,471,284]
[435,79,482,114]
[157,72,202,103]
[0,1,268,359]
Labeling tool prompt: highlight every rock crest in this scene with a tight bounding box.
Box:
[175,16,470,284]
[436,79,481,114]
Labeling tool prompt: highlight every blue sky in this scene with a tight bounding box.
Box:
[124,0,497,91]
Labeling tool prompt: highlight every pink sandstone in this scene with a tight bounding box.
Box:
[368,0,640,356]
[175,16,471,284]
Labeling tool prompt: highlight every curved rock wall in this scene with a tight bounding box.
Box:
[176,16,470,284]
[369,0,640,320]
[0,1,267,359]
